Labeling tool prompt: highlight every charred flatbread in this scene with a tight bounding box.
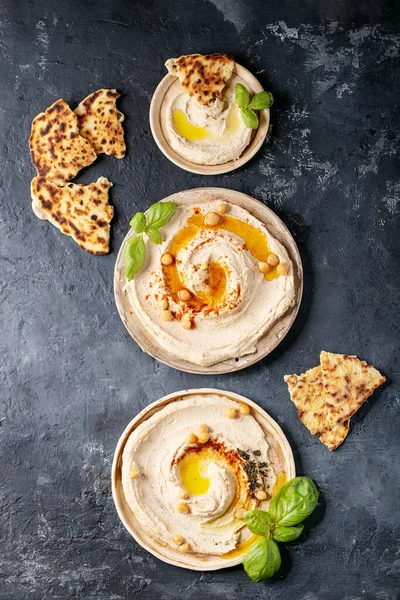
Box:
[284,366,350,451]
[29,99,97,186]
[165,53,234,106]
[285,352,385,450]
[321,351,386,426]
[75,89,126,158]
[31,176,113,254]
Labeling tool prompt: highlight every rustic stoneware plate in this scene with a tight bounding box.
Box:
[114,187,303,374]
[149,63,270,175]
[112,388,296,571]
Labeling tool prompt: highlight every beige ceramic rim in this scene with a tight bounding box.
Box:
[149,63,270,175]
[111,388,296,571]
[114,187,303,374]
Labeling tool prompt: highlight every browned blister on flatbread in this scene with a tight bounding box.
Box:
[321,351,386,426]
[165,53,234,106]
[31,176,113,254]
[29,99,97,186]
[284,366,350,451]
[75,89,126,158]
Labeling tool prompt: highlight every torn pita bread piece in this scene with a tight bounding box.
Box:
[31,176,113,255]
[284,367,350,451]
[75,89,126,158]
[165,53,234,106]
[29,99,97,186]
[321,351,386,426]
[285,353,385,451]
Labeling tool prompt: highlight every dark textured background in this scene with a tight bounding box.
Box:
[1,0,399,598]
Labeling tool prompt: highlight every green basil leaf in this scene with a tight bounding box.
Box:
[269,477,319,527]
[235,83,250,108]
[248,91,274,110]
[146,201,176,229]
[243,510,273,537]
[145,227,162,245]
[243,538,281,582]
[129,212,146,233]
[272,524,304,542]
[124,235,146,280]
[239,107,259,129]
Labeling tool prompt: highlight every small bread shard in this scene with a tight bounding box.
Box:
[321,351,386,426]
[29,99,97,186]
[31,176,113,254]
[284,367,350,451]
[165,53,234,106]
[75,89,126,158]
[284,352,385,451]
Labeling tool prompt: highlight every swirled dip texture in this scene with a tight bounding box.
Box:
[125,201,295,367]
[164,76,252,165]
[122,395,277,555]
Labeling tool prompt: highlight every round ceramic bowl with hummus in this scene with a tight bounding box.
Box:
[150,63,269,175]
[112,389,295,570]
[114,187,303,374]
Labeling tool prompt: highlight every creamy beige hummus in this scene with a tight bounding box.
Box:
[124,200,295,367]
[164,75,252,165]
[122,394,277,555]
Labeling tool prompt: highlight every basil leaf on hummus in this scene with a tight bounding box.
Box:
[236,84,273,129]
[146,227,162,245]
[244,510,273,537]
[248,90,274,110]
[125,201,176,278]
[243,538,281,582]
[130,212,146,233]
[124,235,146,280]
[146,201,176,229]
[235,83,250,108]
[240,107,259,129]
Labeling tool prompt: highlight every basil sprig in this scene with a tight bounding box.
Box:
[235,83,274,129]
[242,476,319,582]
[124,201,176,280]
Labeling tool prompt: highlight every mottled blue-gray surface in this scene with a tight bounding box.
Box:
[0,0,399,598]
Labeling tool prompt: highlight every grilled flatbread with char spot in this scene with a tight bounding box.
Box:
[285,352,385,450]
[284,366,350,451]
[29,99,97,186]
[321,351,386,426]
[31,176,113,255]
[74,89,126,158]
[165,53,234,107]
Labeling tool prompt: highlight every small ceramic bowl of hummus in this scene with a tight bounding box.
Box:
[114,187,303,374]
[150,59,270,175]
[112,388,295,570]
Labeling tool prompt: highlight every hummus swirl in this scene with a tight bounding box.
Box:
[164,76,252,165]
[125,201,295,367]
[122,395,277,555]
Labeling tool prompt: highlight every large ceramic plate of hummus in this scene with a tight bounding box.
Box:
[150,63,269,175]
[112,388,295,571]
[114,187,303,374]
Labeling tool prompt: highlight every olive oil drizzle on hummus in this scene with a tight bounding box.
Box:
[172,105,242,142]
[161,212,279,314]
[172,109,211,141]
[179,448,212,495]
